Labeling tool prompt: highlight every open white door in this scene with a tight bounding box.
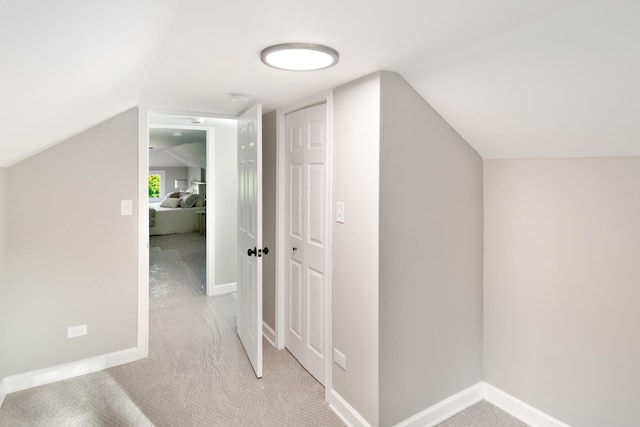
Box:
[237,104,263,378]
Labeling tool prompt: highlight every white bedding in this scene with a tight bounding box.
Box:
[149,203,200,236]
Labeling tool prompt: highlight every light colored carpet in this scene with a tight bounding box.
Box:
[0,233,344,427]
[436,400,530,426]
[0,233,528,427]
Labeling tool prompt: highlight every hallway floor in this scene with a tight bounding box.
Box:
[0,232,528,426]
[0,233,344,426]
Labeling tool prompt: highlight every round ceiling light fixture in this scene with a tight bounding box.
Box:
[260,43,339,71]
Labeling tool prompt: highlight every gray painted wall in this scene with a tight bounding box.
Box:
[0,168,6,380]
[187,167,204,193]
[212,121,237,286]
[378,72,484,426]
[262,110,277,330]
[4,109,139,375]
[484,158,640,426]
[333,73,381,426]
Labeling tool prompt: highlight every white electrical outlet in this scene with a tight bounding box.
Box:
[333,348,347,370]
[67,324,87,338]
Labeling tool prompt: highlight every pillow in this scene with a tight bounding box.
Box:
[160,197,181,208]
[179,193,197,208]
[165,191,182,199]
[195,194,206,207]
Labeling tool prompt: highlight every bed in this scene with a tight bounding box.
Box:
[149,191,206,236]
[149,203,200,236]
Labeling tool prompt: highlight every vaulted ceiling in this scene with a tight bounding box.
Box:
[1,0,638,167]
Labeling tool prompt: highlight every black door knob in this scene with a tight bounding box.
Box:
[262,247,269,255]
[247,247,257,256]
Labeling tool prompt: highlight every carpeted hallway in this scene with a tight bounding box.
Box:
[0,233,344,426]
[0,233,527,426]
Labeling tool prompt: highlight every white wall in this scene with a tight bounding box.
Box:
[332,73,381,426]
[0,168,7,381]
[378,72,484,426]
[212,121,237,286]
[484,157,640,426]
[4,109,139,375]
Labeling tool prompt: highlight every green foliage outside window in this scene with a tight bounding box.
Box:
[148,175,161,198]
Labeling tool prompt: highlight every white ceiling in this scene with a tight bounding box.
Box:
[2,0,639,167]
[148,128,206,168]
[149,128,206,149]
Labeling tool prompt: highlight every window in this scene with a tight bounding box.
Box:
[148,170,166,202]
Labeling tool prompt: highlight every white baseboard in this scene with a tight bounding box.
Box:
[0,347,138,407]
[389,381,569,427]
[262,321,276,347]
[209,281,237,296]
[483,383,570,427]
[329,389,373,427]
[395,382,484,427]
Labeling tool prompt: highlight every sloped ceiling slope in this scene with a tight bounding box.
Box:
[2,0,639,166]
[0,0,179,167]
[404,0,640,158]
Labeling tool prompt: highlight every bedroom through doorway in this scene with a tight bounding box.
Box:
[147,112,238,298]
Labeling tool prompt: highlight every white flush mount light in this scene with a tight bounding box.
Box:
[172,131,182,137]
[261,43,339,71]
[229,93,249,103]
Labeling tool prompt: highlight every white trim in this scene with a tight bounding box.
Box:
[210,282,237,296]
[394,383,484,427]
[484,383,570,427]
[324,91,334,400]
[388,382,570,427]
[329,389,373,427]
[137,107,150,359]
[144,107,237,121]
[205,127,215,297]
[262,321,276,347]
[275,90,334,400]
[0,348,137,403]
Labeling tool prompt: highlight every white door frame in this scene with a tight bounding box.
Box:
[137,108,150,359]
[275,90,334,400]
[137,109,221,360]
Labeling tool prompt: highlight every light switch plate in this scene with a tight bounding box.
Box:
[336,202,345,224]
[121,200,133,216]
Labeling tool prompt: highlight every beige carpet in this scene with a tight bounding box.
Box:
[0,234,344,427]
[436,400,530,426]
[1,233,528,427]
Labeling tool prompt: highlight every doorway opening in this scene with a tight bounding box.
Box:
[146,112,238,299]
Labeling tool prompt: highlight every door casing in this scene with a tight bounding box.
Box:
[275,91,334,400]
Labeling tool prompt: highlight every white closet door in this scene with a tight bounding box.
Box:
[285,103,328,384]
